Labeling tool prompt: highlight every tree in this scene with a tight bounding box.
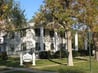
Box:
[33,0,77,66]
[0,0,26,31]
[0,0,13,30]
[73,0,98,61]
[0,0,26,61]
[10,3,27,30]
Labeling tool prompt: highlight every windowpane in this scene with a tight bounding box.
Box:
[20,30,26,37]
[21,43,26,51]
[35,28,40,36]
[49,30,54,37]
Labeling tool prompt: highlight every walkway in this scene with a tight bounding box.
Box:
[0,66,57,73]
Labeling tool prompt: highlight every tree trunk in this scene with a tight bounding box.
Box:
[95,50,98,61]
[94,41,98,61]
[67,31,73,66]
[93,32,98,61]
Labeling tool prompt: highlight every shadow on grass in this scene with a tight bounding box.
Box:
[48,59,67,65]
[74,57,88,61]
[59,69,88,73]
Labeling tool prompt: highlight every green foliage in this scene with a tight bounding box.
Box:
[33,0,77,31]
[72,50,80,57]
[39,51,52,59]
[0,52,8,60]
[11,3,26,28]
[53,49,68,58]
[0,0,13,20]
[0,0,26,30]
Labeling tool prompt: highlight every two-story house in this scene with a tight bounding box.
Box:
[0,22,67,57]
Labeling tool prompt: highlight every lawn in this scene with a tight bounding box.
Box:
[33,57,98,73]
[0,57,21,67]
[0,56,98,73]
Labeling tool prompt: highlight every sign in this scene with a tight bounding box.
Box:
[23,53,32,62]
[0,36,4,44]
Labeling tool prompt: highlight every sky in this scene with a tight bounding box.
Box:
[15,0,44,21]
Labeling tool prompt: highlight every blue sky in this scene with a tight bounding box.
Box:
[15,0,44,21]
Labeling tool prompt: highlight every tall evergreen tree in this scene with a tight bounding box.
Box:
[0,0,26,31]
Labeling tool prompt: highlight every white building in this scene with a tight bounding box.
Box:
[0,23,67,57]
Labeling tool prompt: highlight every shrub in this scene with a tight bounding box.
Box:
[1,52,8,60]
[72,50,80,57]
[39,51,52,59]
[53,49,68,58]
[78,50,89,56]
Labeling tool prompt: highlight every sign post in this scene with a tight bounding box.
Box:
[20,52,23,66]
[32,51,36,66]
[0,36,4,44]
[23,53,32,62]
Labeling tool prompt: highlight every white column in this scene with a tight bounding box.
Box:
[40,26,44,51]
[54,31,58,52]
[19,32,23,66]
[84,36,88,50]
[75,31,78,51]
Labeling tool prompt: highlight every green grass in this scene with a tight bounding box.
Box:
[0,56,98,73]
[34,57,98,73]
[36,58,67,66]
[0,57,22,67]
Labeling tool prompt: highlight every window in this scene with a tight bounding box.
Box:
[59,43,66,49]
[51,43,54,50]
[44,29,49,36]
[20,30,26,37]
[35,42,46,51]
[43,43,45,50]
[9,32,15,39]
[34,28,40,36]
[60,31,65,38]
[35,42,40,51]
[10,44,14,51]
[49,30,54,37]
[21,43,26,51]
